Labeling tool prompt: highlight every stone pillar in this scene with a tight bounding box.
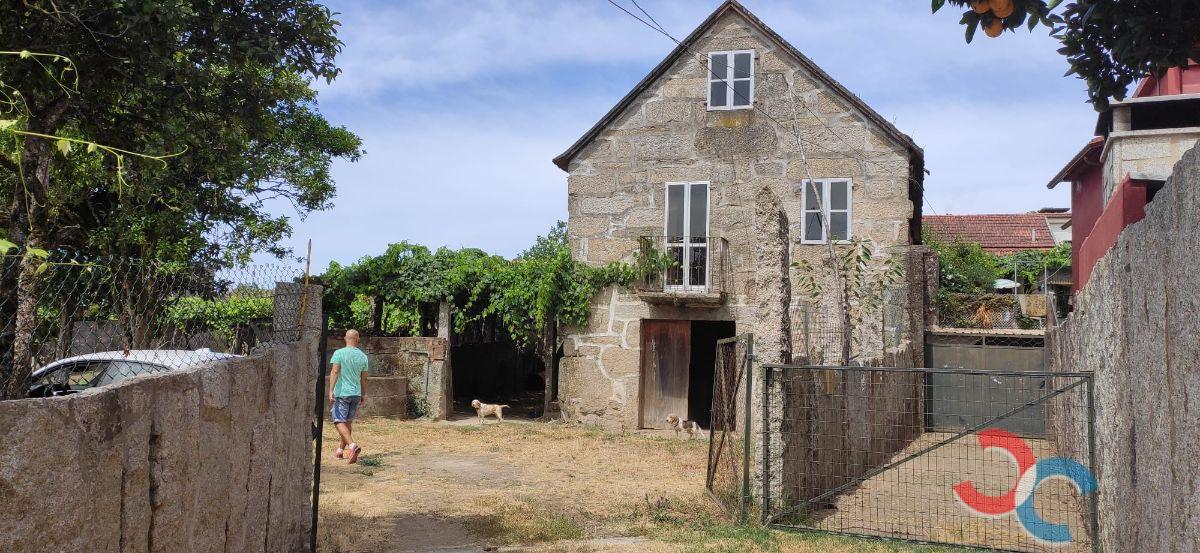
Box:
[421,301,454,420]
[904,246,936,368]
[749,186,792,510]
[751,185,793,367]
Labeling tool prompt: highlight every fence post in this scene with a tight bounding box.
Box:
[309,300,329,552]
[741,335,754,524]
[1087,374,1100,553]
[761,363,771,525]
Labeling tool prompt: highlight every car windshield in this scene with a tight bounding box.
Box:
[36,360,111,391]
[91,361,171,387]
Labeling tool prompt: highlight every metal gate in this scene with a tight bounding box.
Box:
[705,333,753,522]
[926,332,1047,436]
[760,364,1098,553]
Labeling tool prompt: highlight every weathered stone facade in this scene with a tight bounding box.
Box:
[556,3,923,429]
[1046,143,1200,552]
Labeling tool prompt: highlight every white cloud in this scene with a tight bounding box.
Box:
[277,0,1103,268]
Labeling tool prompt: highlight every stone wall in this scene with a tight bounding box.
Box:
[0,338,319,552]
[325,333,450,420]
[560,9,920,429]
[357,376,408,418]
[1101,128,1200,200]
[1046,143,1200,552]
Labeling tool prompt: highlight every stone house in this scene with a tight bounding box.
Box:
[552,0,927,430]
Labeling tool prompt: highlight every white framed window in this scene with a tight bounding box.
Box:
[707,50,754,110]
[800,179,852,244]
[663,181,710,291]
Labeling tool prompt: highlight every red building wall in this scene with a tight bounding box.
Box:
[1076,176,1150,289]
[1069,164,1104,290]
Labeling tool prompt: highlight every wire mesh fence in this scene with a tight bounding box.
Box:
[706,333,753,522]
[936,292,1059,331]
[0,254,315,400]
[791,284,909,367]
[760,364,1098,553]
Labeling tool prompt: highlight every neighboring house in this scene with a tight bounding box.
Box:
[552,0,925,430]
[924,211,1073,320]
[923,212,1068,256]
[1048,62,1200,291]
[1040,207,1071,245]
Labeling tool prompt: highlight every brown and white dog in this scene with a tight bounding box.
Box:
[665,414,702,439]
[471,399,509,425]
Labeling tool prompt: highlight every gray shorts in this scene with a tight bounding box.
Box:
[331,396,361,423]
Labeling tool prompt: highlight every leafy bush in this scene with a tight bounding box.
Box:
[319,222,638,347]
[166,292,273,332]
[924,232,1002,294]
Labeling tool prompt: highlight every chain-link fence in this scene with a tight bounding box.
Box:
[0,255,315,400]
[760,364,1098,553]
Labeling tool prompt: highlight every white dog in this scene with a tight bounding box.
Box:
[471,399,509,424]
[665,414,703,439]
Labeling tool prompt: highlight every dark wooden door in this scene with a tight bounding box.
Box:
[640,320,691,429]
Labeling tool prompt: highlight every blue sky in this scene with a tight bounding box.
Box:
[275,0,1100,269]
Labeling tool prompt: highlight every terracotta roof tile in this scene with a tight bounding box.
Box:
[923,214,1058,255]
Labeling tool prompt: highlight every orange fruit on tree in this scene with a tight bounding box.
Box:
[971,0,991,14]
[991,0,1015,18]
[984,17,1005,38]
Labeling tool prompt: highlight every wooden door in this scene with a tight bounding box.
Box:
[640,320,691,429]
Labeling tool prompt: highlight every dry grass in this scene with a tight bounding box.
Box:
[316,418,964,553]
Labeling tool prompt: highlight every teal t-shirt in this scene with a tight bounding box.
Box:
[330,346,369,397]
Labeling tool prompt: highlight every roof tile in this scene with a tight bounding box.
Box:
[923,214,1059,255]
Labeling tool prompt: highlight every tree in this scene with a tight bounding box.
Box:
[933,0,1200,108]
[0,1,360,398]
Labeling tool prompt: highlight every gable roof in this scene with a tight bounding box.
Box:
[551,0,921,172]
[923,214,1060,255]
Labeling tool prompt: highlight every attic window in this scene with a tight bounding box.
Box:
[708,50,754,110]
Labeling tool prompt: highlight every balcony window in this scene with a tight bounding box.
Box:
[665,182,709,290]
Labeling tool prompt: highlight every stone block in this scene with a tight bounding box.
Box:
[645,100,692,125]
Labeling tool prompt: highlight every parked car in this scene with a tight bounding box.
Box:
[27,349,239,397]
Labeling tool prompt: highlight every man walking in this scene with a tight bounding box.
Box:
[329,329,369,463]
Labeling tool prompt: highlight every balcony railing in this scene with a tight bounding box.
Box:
[634,235,729,307]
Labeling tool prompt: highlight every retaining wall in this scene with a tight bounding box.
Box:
[1046,143,1200,552]
[0,337,319,552]
[324,334,450,419]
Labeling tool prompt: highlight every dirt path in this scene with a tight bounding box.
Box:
[315,417,710,552]
[316,418,969,553]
